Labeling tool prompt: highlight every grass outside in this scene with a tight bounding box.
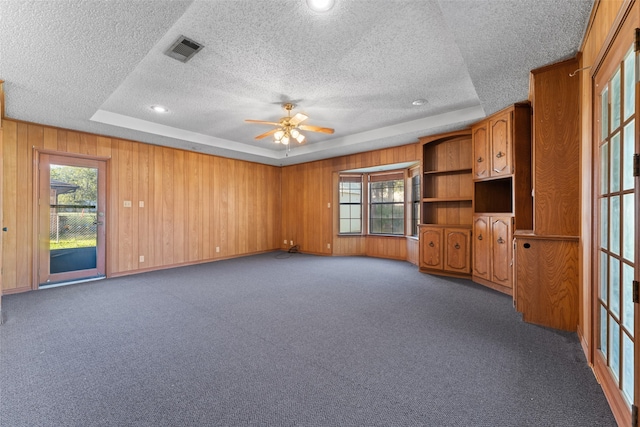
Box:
[50,237,97,250]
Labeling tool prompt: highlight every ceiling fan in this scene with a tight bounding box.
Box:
[245,103,334,145]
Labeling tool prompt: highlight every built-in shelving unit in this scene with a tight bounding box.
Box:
[418,130,473,277]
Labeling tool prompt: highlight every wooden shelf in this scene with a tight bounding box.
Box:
[423,168,472,175]
[423,197,473,203]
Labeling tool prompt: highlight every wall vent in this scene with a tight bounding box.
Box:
[165,35,204,63]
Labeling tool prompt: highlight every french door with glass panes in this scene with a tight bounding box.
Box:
[594,23,639,423]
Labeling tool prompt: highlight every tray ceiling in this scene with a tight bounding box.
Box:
[0,0,593,166]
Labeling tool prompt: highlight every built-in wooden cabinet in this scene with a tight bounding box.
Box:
[514,57,580,331]
[418,130,473,277]
[471,103,532,295]
[420,226,443,270]
[473,215,513,292]
[473,111,514,179]
[419,226,471,274]
[514,234,579,331]
[444,228,471,274]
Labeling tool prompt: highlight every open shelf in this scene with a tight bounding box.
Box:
[474,177,513,213]
[423,168,472,175]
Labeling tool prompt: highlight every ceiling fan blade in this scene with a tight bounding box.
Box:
[289,112,308,126]
[245,119,281,126]
[254,128,279,140]
[299,124,334,134]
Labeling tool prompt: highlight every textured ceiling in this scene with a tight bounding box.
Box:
[0,0,593,166]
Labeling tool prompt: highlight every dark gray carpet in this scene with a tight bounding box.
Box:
[0,252,616,426]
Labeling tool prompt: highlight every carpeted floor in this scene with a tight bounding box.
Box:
[0,252,616,426]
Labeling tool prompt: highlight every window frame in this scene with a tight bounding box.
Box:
[337,168,416,237]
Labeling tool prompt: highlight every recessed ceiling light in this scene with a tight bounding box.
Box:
[412,99,427,106]
[150,105,168,113]
[307,0,335,12]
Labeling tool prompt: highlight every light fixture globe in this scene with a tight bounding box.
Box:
[307,0,335,12]
[274,130,285,141]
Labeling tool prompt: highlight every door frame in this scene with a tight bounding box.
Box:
[590,0,639,423]
[33,149,109,289]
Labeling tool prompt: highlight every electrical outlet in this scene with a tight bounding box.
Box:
[123,200,132,207]
[290,240,293,246]
[327,243,331,249]
[139,201,144,208]
[139,255,144,263]
[327,202,331,208]
[216,246,220,253]
[284,239,288,244]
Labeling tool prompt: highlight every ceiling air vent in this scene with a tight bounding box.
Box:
[165,35,204,63]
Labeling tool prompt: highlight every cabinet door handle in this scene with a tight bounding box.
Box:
[497,237,505,244]
[496,151,505,159]
[454,243,460,249]
[477,156,484,163]
[429,241,434,247]
[477,234,483,241]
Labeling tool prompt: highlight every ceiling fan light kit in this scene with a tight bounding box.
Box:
[245,103,333,146]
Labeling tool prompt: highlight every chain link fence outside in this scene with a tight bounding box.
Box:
[50,210,97,249]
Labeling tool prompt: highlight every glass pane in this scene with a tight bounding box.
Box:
[392,204,404,217]
[601,142,609,194]
[624,49,635,120]
[622,333,634,404]
[350,205,361,219]
[611,132,620,192]
[610,318,620,382]
[600,305,608,357]
[339,219,350,233]
[392,219,403,234]
[600,252,608,304]
[370,218,381,234]
[350,219,361,233]
[602,87,609,141]
[610,257,620,318]
[601,198,608,249]
[623,120,635,191]
[350,183,361,203]
[49,165,98,274]
[612,68,621,130]
[340,205,350,218]
[622,262,634,335]
[623,193,635,262]
[610,196,620,255]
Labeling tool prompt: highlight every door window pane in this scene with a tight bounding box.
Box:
[601,142,609,194]
[623,120,635,191]
[622,262,634,335]
[612,68,621,130]
[624,49,635,120]
[622,333,634,404]
[600,252,608,304]
[602,87,609,141]
[610,318,620,381]
[610,196,620,255]
[601,198,608,249]
[601,305,608,357]
[623,193,635,262]
[610,257,620,318]
[611,132,620,192]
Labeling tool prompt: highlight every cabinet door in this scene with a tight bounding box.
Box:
[444,229,471,273]
[489,112,512,177]
[491,217,512,288]
[420,227,443,270]
[472,124,489,180]
[472,216,490,279]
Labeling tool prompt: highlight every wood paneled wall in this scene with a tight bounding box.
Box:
[1,119,281,293]
[579,0,627,358]
[281,144,420,261]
